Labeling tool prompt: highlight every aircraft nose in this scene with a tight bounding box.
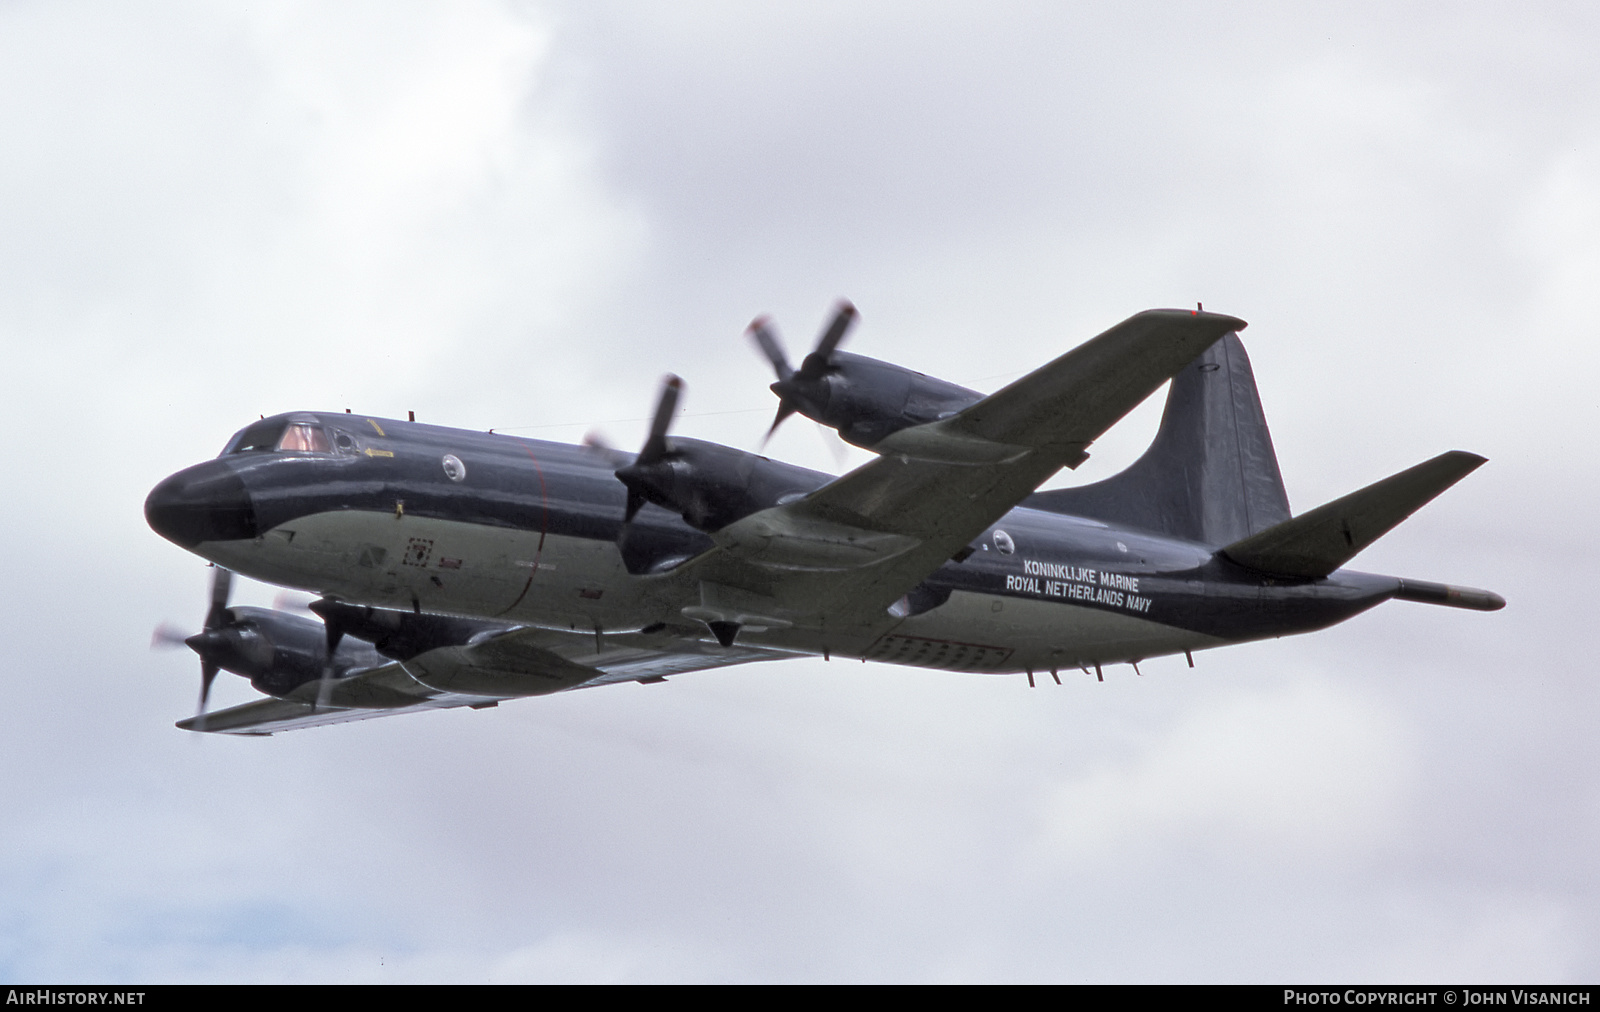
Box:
[145,461,259,548]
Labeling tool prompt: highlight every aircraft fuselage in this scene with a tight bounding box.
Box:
[147,410,1401,676]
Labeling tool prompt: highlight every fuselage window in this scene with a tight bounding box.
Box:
[277,423,331,453]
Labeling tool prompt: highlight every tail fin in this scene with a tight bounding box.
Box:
[1024,332,1290,545]
[1222,451,1486,579]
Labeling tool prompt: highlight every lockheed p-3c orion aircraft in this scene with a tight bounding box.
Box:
[145,305,1503,735]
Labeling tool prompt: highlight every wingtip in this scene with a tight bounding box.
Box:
[1144,307,1248,331]
[1199,310,1248,332]
[1429,449,1489,479]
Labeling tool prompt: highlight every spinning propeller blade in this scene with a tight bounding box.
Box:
[198,661,219,715]
[746,316,793,382]
[315,606,344,711]
[798,300,858,381]
[638,374,683,468]
[150,623,191,649]
[615,375,684,528]
[204,566,232,632]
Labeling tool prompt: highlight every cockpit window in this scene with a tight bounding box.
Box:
[224,419,287,454]
[277,423,330,453]
[221,418,331,455]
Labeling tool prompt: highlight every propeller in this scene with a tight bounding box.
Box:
[150,566,235,727]
[193,566,232,723]
[150,624,192,649]
[314,599,344,711]
[580,430,629,467]
[613,374,684,529]
[748,300,857,444]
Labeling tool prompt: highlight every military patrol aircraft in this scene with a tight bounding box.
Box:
[146,305,1503,735]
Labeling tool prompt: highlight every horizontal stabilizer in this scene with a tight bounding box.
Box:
[1221,451,1487,579]
[1394,578,1505,612]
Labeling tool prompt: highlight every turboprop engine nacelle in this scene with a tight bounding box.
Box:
[616,436,826,533]
[772,350,982,450]
[747,301,983,451]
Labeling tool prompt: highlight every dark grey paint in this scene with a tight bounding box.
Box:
[145,332,1502,713]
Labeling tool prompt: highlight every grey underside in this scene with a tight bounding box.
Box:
[1026,333,1291,547]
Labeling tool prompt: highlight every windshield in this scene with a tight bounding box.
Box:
[276,422,330,452]
[221,418,330,455]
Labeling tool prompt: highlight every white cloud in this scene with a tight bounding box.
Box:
[1040,677,1413,862]
[1369,892,1578,983]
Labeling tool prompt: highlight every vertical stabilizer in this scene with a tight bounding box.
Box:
[1023,333,1291,546]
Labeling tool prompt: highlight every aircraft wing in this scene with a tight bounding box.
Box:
[180,623,791,735]
[666,309,1247,638]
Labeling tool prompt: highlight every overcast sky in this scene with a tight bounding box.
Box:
[2,1,1596,983]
